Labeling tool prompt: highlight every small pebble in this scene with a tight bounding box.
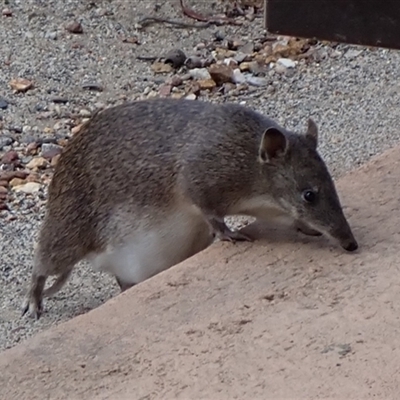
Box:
[151,62,173,74]
[168,75,183,87]
[9,78,33,93]
[275,63,287,74]
[51,97,69,104]
[214,31,225,41]
[66,20,83,34]
[185,56,203,69]
[246,76,269,87]
[344,49,363,59]
[0,136,13,149]
[9,178,26,187]
[2,8,12,17]
[13,182,41,194]
[198,79,216,90]
[185,93,197,100]
[10,126,22,134]
[26,157,48,170]
[0,171,28,182]
[79,109,92,117]
[41,143,63,160]
[208,64,234,85]
[0,98,9,110]
[159,84,172,97]
[232,69,246,84]
[51,154,61,166]
[189,68,212,81]
[277,58,297,68]
[81,82,104,92]
[1,151,19,164]
[164,49,187,68]
[71,124,84,135]
[45,31,58,40]
[238,42,254,55]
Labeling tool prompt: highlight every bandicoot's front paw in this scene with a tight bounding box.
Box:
[209,217,253,243]
[21,296,43,320]
[218,229,253,243]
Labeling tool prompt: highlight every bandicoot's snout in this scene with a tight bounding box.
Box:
[341,238,358,252]
[331,222,358,252]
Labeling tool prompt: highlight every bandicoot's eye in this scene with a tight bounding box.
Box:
[302,190,317,203]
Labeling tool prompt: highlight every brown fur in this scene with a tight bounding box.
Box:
[22,98,358,319]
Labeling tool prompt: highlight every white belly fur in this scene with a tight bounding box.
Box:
[89,205,213,285]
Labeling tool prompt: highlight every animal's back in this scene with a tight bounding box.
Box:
[51,98,272,210]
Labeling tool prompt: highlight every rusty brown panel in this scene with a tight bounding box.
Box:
[264,0,400,50]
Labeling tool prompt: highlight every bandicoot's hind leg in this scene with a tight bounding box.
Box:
[22,246,78,320]
[43,268,73,297]
[21,272,47,320]
[115,277,135,293]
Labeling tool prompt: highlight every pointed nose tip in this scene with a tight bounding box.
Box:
[342,240,358,252]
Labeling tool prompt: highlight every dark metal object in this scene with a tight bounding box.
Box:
[264,0,400,50]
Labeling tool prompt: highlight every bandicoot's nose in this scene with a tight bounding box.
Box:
[333,221,358,252]
[342,240,358,252]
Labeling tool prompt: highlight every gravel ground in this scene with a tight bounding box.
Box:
[1,0,400,351]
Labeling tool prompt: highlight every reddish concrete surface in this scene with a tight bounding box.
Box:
[1,147,400,400]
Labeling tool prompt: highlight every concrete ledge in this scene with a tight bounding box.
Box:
[1,147,400,399]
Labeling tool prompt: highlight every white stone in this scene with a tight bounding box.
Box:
[189,68,211,81]
[13,182,41,194]
[344,49,363,59]
[232,69,246,84]
[246,76,269,87]
[277,58,297,68]
[185,93,197,100]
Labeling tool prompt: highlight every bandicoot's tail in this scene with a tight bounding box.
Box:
[43,269,73,297]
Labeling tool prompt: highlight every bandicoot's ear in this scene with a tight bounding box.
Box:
[306,118,318,149]
[259,127,288,163]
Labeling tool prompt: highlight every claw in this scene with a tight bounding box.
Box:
[21,296,43,320]
[218,229,253,243]
[21,274,46,320]
[115,277,136,293]
[209,217,253,243]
